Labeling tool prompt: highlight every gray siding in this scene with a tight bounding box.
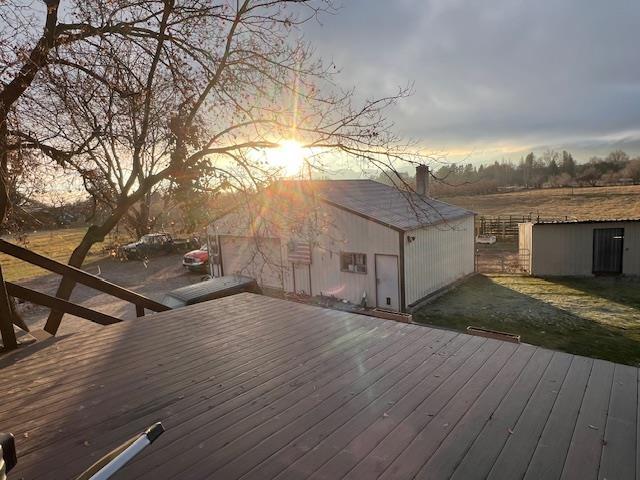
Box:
[528,222,640,276]
[404,215,476,306]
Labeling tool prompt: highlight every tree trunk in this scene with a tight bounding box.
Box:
[43,226,101,334]
[44,177,164,334]
[136,194,152,238]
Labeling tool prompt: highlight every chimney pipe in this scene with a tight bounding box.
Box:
[416,165,429,196]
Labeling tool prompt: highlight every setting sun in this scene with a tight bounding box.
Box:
[265,139,306,176]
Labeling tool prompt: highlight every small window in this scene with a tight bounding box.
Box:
[341,252,367,274]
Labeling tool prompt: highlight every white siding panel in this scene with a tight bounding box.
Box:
[210,204,400,304]
[307,204,399,307]
[404,215,475,306]
[219,235,284,289]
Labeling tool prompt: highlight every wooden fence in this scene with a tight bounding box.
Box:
[475,215,573,239]
[0,239,170,351]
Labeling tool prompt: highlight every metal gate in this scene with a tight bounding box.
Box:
[475,248,530,274]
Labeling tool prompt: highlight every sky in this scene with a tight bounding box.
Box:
[300,0,640,165]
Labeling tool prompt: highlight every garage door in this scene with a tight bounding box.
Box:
[220,236,284,289]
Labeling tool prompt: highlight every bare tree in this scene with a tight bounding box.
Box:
[1,1,214,223]
[4,1,433,332]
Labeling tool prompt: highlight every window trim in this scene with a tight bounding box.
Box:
[340,251,367,274]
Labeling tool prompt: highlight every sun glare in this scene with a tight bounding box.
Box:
[266,139,306,177]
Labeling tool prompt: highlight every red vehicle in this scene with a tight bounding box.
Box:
[182,244,209,272]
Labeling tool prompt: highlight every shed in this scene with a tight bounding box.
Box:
[209,168,475,312]
[519,219,640,276]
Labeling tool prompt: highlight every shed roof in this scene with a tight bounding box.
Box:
[277,179,474,231]
[530,218,640,225]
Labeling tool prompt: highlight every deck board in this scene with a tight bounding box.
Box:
[523,355,593,480]
[598,363,637,480]
[487,351,573,480]
[413,344,537,480]
[309,335,486,480]
[379,342,520,480]
[243,332,469,480]
[9,306,352,433]
[560,359,615,480]
[0,293,637,480]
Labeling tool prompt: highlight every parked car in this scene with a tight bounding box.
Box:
[119,233,199,260]
[160,275,262,309]
[183,245,209,272]
[119,233,174,260]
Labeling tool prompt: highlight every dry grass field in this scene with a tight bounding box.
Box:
[0,228,119,282]
[442,184,640,218]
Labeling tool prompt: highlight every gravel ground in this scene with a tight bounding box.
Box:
[15,253,204,336]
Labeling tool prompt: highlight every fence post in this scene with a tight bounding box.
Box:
[0,265,18,350]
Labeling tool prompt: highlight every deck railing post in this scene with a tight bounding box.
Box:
[0,265,18,350]
[136,304,145,317]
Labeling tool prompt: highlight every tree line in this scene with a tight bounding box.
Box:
[430,150,640,196]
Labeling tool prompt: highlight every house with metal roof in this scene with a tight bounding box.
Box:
[209,166,475,312]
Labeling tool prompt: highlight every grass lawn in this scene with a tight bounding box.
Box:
[413,274,640,366]
[0,228,116,282]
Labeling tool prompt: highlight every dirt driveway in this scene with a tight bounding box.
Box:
[16,253,204,336]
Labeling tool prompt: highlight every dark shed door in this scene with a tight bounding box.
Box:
[592,228,624,274]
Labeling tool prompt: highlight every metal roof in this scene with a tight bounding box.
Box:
[278,180,474,231]
[531,218,640,225]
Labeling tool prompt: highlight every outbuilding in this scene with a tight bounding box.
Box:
[208,167,476,312]
[519,219,640,276]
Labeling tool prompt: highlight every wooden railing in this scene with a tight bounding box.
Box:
[0,239,170,350]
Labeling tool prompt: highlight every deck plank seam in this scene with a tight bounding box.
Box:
[19,321,408,472]
[417,344,538,479]
[469,349,556,479]
[281,333,477,480]
[233,330,462,480]
[337,337,495,480]
[386,341,523,480]
[89,322,423,478]
[162,324,435,479]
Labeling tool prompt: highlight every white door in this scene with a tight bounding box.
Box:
[220,236,283,289]
[292,263,311,295]
[375,254,400,311]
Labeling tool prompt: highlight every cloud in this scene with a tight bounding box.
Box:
[301,0,640,162]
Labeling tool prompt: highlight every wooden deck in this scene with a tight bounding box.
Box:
[1,293,638,479]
